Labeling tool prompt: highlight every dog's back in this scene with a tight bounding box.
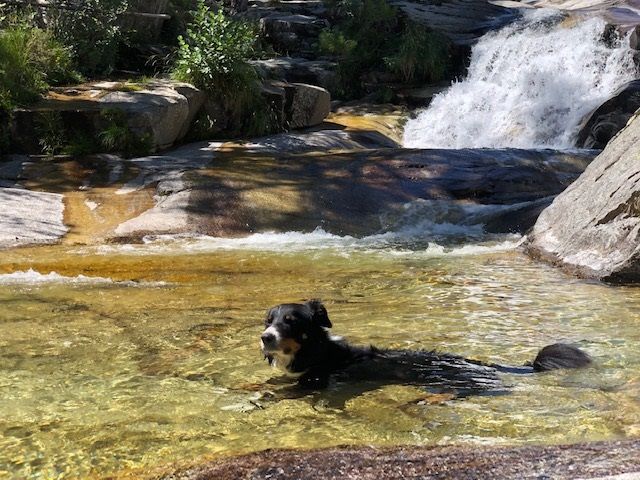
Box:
[260,300,592,395]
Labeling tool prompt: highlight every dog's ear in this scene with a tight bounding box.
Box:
[304,299,332,328]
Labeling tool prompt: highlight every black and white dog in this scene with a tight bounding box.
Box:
[260,300,592,396]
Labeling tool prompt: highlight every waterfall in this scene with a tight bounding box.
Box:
[403,10,638,149]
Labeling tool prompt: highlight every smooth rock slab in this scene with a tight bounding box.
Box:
[160,439,640,480]
[526,111,640,283]
[112,146,594,240]
[0,188,67,248]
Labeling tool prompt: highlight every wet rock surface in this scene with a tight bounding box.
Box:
[1,135,595,245]
[576,80,640,149]
[105,145,593,240]
[160,439,640,480]
[526,110,640,283]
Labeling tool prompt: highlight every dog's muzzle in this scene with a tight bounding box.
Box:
[261,332,277,350]
[261,326,281,353]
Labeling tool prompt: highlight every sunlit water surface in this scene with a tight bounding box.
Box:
[1,234,639,479]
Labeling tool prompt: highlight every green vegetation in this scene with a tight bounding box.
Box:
[0,16,79,107]
[171,0,277,137]
[0,13,80,152]
[319,0,451,98]
[48,0,129,77]
[97,108,153,157]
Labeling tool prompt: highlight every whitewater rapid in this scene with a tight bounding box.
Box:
[403,10,638,149]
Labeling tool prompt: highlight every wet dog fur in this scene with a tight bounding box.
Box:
[260,300,592,396]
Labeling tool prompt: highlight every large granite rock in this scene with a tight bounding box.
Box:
[389,0,516,45]
[0,187,67,249]
[112,146,593,241]
[526,111,640,283]
[10,80,206,154]
[576,80,640,149]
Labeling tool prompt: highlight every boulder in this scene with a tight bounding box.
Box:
[263,81,331,129]
[576,80,640,149]
[526,110,640,283]
[10,80,206,154]
[286,83,331,129]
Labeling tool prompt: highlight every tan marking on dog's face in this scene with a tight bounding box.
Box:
[280,338,301,355]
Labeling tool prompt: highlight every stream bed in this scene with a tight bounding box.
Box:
[1,234,639,478]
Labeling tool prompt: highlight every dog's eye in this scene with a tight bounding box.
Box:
[283,315,293,324]
[265,316,273,325]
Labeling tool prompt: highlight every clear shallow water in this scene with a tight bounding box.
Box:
[1,234,639,479]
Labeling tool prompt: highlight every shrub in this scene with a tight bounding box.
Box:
[98,108,152,157]
[171,0,276,137]
[0,14,80,153]
[318,0,451,98]
[0,19,79,107]
[48,0,129,77]
[384,22,449,83]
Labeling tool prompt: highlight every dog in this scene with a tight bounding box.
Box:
[260,300,592,396]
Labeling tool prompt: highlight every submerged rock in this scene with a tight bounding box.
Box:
[526,111,640,283]
[576,80,640,149]
[160,439,640,480]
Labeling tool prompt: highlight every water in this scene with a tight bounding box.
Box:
[403,10,638,149]
[1,232,640,479]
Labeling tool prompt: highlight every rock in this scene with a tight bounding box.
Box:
[395,82,451,108]
[629,24,640,50]
[262,81,331,129]
[251,57,337,90]
[259,13,328,54]
[0,187,67,249]
[112,146,593,240]
[10,80,206,154]
[526,110,640,283]
[576,80,640,149]
[388,0,516,45]
[235,128,399,153]
[100,82,205,150]
[159,439,640,480]
[286,83,331,129]
[121,0,170,42]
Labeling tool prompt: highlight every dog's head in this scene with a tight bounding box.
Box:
[260,299,332,374]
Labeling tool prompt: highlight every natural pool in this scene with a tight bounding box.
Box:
[1,233,639,479]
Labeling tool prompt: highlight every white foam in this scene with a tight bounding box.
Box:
[0,269,167,287]
[403,10,637,149]
[89,200,526,256]
[0,269,113,285]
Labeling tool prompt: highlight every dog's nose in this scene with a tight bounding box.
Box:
[261,332,276,346]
